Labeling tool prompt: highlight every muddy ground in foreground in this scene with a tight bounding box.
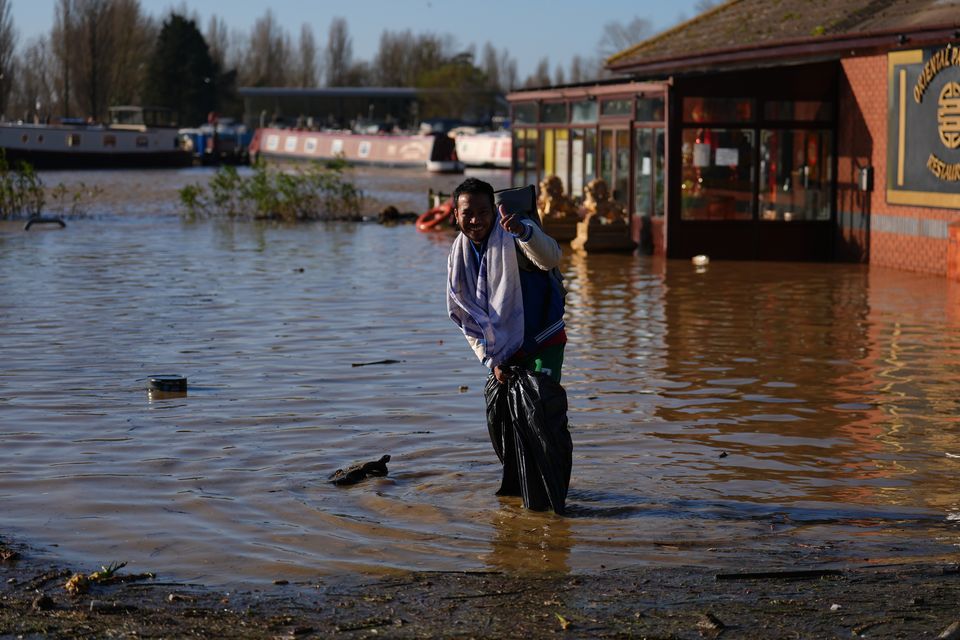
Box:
[3,537,960,639]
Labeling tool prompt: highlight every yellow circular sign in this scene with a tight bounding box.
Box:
[938,81,960,149]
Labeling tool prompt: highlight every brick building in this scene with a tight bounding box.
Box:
[507,0,960,277]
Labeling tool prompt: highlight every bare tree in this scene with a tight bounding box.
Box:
[499,50,517,92]
[597,16,652,58]
[523,57,551,88]
[108,0,154,106]
[324,17,352,86]
[243,9,291,86]
[72,0,115,121]
[0,0,15,117]
[10,36,53,121]
[50,0,75,117]
[205,14,229,71]
[295,23,318,87]
[569,55,584,84]
[553,64,566,86]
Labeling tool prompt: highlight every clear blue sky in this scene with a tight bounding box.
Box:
[10,0,706,78]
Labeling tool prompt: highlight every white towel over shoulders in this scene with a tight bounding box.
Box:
[447,223,524,369]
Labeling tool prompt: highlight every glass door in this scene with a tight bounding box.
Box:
[600,127,631,208]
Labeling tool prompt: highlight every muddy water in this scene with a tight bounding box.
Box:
[2,168,960,587]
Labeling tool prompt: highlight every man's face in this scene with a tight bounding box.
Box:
[455,192,495,243]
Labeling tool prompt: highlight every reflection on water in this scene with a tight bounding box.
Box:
[1,170,960,586]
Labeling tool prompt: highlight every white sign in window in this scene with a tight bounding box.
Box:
[715,147,739,166]
[693,143,711,167]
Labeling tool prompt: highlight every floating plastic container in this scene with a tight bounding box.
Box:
[147,375,187,392]
[691,255,710,266]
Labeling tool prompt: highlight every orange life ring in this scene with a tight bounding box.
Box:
[416,200,453,231]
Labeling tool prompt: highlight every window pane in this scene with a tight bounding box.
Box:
[636,97,665,122]
[571,129,585,198]
[682,97,752,123]
[601,99,632,117]
[540,129,555,184]
[554,129,570,192]
[583,129,596,190]
[541,102,567,123]
[655,128,666,216]
[764,100,832,122]
[571,100,598,123]
[759,129,832,221]
[615,130,630,205]
[513,102,537,124]
[635,129,652,217]
[680,127,755,220]
[512,128,538,187]
[600,130,614,189]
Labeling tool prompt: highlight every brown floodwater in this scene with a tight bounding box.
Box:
[2,167,960,588]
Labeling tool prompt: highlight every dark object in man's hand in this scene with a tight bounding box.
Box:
[328,455,391,485]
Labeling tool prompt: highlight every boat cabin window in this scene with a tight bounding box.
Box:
[67,134,81,147]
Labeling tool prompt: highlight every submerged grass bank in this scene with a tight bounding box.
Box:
[178,160,364,222]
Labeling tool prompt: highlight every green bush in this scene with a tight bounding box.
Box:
[0,154,44,220]
[179,160,363,222]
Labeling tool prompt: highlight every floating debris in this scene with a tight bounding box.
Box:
[329,455,391,486]
[351,359,402,367]
[692,254,710,266]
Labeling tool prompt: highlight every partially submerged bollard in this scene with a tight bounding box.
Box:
[146,374,187,400]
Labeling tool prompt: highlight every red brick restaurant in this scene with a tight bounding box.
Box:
[507,0,960,277]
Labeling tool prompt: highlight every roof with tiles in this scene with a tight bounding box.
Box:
[607,0,960,74]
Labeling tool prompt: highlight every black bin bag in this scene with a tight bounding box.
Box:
[484,368,572,515]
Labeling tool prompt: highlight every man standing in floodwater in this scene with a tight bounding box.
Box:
[446,178,566,383]
[447,177,572,514]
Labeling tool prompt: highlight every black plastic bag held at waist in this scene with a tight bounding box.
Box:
[484,368,572,515]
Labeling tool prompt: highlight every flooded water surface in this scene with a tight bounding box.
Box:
[2,168,960,587]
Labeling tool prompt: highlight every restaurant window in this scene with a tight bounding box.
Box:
[682,97,752,123]
[512,128,538,188]
[636,97,665,122]
[680,127,755,220]
[540,102,567,124]
[758,129,832,221]
[764,100,832,122]
[569,128,595,200]
[541,129,570,191]
[601,99,633,117]
[571,100,598,124]
[635,128,665,217]
[513,102,537,125]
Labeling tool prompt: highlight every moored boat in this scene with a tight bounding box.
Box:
[451,129,511,169]
[0,107,191,169]
[250,127,464,173]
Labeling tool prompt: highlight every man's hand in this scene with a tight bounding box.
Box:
[493,365,512,384]
[498,204,524,236]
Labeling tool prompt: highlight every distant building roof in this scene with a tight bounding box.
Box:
[607,0,960,76]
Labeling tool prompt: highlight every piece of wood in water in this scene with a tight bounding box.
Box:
[328,455,391,486]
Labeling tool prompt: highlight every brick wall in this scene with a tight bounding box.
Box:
[839,55,960,277]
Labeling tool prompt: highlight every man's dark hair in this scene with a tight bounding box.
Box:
[452,178,495,211]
